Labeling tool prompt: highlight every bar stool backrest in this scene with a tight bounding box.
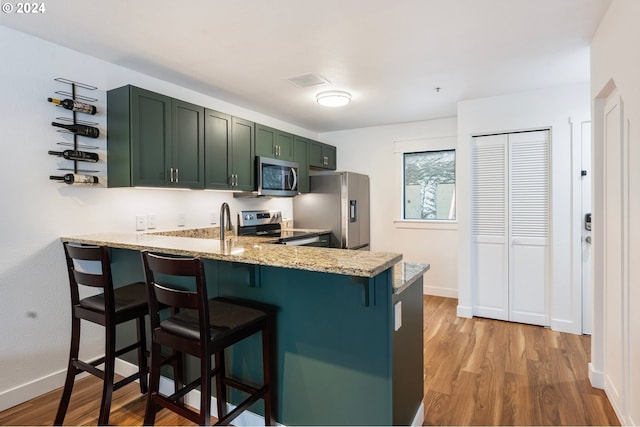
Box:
[141,252,212,351]
[63,243,115,314]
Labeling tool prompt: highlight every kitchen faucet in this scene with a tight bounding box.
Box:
[220,202,233,240]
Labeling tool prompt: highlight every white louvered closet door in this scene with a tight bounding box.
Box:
[472,130,549,326]
[472,134,509,321]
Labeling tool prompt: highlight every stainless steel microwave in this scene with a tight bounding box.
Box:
[256,156,299,196]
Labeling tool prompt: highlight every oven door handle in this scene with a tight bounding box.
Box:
[281,236,320,246]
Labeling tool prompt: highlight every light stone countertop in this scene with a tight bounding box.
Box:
[393,262,431,295]
[60,229,402,278]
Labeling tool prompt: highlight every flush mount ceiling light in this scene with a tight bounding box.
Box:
[316,90,351,107]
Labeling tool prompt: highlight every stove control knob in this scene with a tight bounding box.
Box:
[244,214,253,221]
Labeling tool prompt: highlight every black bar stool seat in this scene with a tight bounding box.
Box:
[141,252,277,426]
[54,243,149,426]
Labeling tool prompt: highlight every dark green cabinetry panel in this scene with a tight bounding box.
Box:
[230,117,255,191]
[255,124,294,161]
[107,85,204,188]
[293,135,309,193]
[171,99,204,189]
[309,140,337,170]
[204,109,232,189]
[204,110,254,191]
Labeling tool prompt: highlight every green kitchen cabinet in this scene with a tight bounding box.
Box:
[204,111,254,191]
[293,135,309,193]
[309,140,337,170]
[107,85,204,189]
[255,124,294,161]
[170,99,205,189]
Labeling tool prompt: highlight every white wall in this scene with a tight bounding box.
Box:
[590,0,640,424]
[320,117,459,297]
[456,83,591,334]
[0,26,306,411]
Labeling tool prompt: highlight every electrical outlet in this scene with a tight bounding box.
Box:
[135,215,146,231]
[177,212,186,227]
[394,301,402,331]
[147,214,157,229]
[209,212,217,225]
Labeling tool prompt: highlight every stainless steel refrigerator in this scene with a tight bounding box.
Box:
[293,172,370,250]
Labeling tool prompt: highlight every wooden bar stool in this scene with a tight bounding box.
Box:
[141,252,277,426]
[55,242,149,426]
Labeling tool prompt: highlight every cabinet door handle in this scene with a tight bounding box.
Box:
[169,168,174,182]
[175,168,179,183]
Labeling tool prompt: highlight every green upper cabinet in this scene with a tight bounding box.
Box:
[171,99,205,189]
[309,140,337,170]
[204,110,255,191]
[255,124,294,161]
[230,117,255,191]
[204,109,231,190]
[107,85,204,189]
[293,135,309,193]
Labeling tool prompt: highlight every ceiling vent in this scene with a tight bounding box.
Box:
[287,73,330,88]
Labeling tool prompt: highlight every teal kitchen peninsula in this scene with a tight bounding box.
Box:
[60,230,427,425]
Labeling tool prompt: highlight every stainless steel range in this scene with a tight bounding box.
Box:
[237,210,330,247]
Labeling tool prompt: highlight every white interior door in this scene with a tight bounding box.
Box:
[508,131,549,326]
[472,131,549,326]
[472,134,509,321]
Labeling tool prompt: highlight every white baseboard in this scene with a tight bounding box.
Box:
[456,304,473,318]
[423,285,458,298]
[0,368,68,412]
[411,401,425,426]
[0,358,137,413]
[588,362,604,389]
[550,318,581,335]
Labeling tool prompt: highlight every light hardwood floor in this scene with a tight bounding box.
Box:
[423,296,619,426]
[0,296,620,426]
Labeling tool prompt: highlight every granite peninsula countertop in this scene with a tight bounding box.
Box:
[393,262,430,295]
[60,228,402,278]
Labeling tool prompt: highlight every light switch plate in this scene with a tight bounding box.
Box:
[394,301,402,331]
[147,213,157,229]
[177,212,186,227]
[135,215,146,231]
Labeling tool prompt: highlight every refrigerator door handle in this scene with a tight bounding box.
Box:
[350,200,357,222]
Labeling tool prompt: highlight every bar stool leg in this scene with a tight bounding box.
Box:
[98,323,116,426]
[143,340,162,426]
[136,316,148,394]
[263,316,277,426]
[200,352,212,426]
[54,317,81,426]
[215,351,227,420]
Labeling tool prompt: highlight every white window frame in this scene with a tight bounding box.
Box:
[394,136,458,230]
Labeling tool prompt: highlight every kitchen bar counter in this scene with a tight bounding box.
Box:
[60,230,401,278]
[58,229,424,425]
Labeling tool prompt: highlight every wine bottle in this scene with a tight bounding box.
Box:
[50,173,99,185]
[48,149,99,163]
[47,97,97,115]
[51,122,100,138]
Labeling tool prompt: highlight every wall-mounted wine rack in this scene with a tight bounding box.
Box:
[49,77,101,185]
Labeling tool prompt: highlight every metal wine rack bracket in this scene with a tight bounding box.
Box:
[51,78,99,176]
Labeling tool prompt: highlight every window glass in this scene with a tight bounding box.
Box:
[403,149,456,220]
